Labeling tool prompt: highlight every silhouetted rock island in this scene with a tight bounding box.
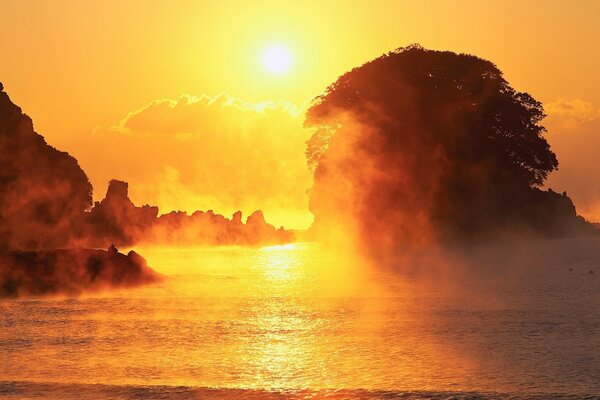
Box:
[84,179,293,247]
[305,45,598,256]
[0,246,162,298]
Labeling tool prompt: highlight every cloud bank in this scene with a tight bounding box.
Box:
[545,98,600,223]
[89,93,314,229]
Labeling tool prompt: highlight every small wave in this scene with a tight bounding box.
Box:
[0,381,596,400]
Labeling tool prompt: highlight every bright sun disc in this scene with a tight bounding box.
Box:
[262,45,292,75]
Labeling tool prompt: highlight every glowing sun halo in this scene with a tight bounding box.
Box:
[262,45,292,75]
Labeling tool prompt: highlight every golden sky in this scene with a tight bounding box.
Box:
[1,0,600,228]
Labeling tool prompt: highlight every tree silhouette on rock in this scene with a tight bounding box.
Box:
[305,45,592,255]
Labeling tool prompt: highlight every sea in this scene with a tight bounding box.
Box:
[1,239,600,399]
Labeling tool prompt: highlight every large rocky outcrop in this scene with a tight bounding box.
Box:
[305,46,597,257]
[0,82,93,250]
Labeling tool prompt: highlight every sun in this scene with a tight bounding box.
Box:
[262,45,292,75]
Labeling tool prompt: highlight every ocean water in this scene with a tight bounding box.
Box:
[1,240,600,399]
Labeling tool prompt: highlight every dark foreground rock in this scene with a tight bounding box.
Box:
[0,82,93,251]
[0,247,162,298]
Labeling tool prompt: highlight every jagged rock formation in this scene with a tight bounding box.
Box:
[83,180,293,247]
[85,180,159,246]
[0,83,93,250]
[0,246,162,298]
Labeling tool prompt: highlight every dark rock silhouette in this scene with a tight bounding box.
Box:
[85,180,159,246]
[232,210,243,224]
[83,179,293,247]
[305,45,597,256]
[0,246,162,298]
[0,83,92,250]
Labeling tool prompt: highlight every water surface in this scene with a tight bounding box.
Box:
[1,241,600,399]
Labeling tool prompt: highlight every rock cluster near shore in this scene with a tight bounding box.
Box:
[0,246,162,298]
[83,180,293,248]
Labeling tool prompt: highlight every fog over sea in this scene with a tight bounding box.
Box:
[2,240,600,400]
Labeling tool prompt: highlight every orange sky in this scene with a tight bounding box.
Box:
[1,0,600,228]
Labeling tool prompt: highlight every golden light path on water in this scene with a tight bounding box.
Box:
[130,244,450,389]
[2,240,600,398]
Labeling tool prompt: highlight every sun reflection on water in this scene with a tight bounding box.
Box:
[257,243,305,284]
[246,244,316,389]
[3,243,583,394]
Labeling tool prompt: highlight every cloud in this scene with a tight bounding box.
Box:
[103,94,303,136]
[545,98,600,122]
[545,98,600,222]
[88,93,314,229]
